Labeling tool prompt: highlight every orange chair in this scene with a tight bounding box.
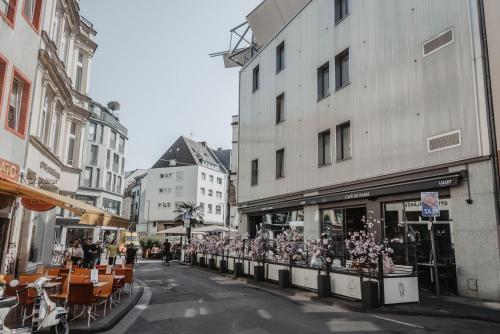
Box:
[67,282,96,327]
[112,269,126,302]
[70,274,89,283]
[97,268,107,275]
[123,269,134,294]
[96,265,107,269]
[97,275,114,316]
[73,268,91,276]
[17,286,35,325]
[19,274,41,284]
[46,268,61,277]
[0,274,12,285]
[50,275,70,304]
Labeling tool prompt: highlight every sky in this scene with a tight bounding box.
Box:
[79,0,261,171]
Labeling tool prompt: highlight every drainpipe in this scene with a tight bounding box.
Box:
[477,0,500,224]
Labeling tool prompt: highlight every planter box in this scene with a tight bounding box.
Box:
[190,255,197,266]
[254,265,265,282]
[317,274,331,298]
[208,258,217,270]
[219,260,228,273]
[234,262,244,277]
[199,257,206,267]
[362,280,379,309]
[279,269,290,289]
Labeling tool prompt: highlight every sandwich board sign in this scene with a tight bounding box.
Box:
[421,192,440,218]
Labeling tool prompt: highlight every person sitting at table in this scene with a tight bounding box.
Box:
[65,239,84,266]
[106,240,118,265]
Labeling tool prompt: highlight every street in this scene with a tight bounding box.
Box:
[104,261,500,334]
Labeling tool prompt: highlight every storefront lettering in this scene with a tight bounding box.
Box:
[438,179,453,186]
[0,158,20,181]
[40,161,61,180]
[344,192,370,200]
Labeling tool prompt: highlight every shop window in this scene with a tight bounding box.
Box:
[262,209,304,241]
[6,69,31,138]
[22,0,43,32]
[0,0,17,27]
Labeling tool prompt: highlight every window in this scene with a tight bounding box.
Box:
[276,41,285,72]
[75,52,84,92]
[119,136,125,154]
[95,168,100,188]
[0,0,17,26]
[175,186,183,196]
[0,55,4,106]
[217,177,222,185]
[335,0,349,23]
[201,172,206,180]
[83,167,92,187]
[199,203,204,212]
[67,122,76,165]
[23,0,42,31]
[251,159,258,186]
[110,130,117,150]
[252,65,260,92]
[51,6,62,45]
[216,205,222,215]
[48,106,61,153]
[60,27,70,63]
[200,187,205,195]
[90,145,98,166]
[176,171,184,181]
[336,122,351,160]
[117,176,122,193]
[6,70,31,137]
[276,93,285,123]
[88,122,97,141]
[208,204,213,214]
[112,174,117,193]
[121,157,125,174]
[318,130,331,166]
[317,62,330,99]
[113,154,119,172]
[335,48,350,89]
[216,191,222,199]
[40,95,52,144]
[209,175,214,183]
[106,172,112,191]
[106,150,110,169]
[99,124,104,143]
[276,149,285,179]
[208,189,213,197]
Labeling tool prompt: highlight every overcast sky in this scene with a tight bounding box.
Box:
[79,0,260,171]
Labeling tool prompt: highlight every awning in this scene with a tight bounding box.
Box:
[191,225,230,234]
[156,226,186,235]
[0,177,129,228]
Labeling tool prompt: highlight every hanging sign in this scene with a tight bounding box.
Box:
[0,158,20,182]
[420,192,440,218]
[21,198,56,212]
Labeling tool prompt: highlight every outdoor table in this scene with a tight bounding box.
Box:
[93,282,110,288]
[113,275,125,280]
[42,282,61,289]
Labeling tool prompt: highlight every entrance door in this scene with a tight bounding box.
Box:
[248,215,263,239]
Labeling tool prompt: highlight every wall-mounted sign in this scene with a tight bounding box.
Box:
[0,158,20,182]
[21,198,56,212]
[40,161,61,180]
[421,192,440,217]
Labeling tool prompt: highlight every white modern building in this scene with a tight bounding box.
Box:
[229,115,239,228]
[136,136,230,237]
[221,0,500,301]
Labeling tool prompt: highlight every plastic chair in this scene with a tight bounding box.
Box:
[68,282,97,327]
[97,275,114,316]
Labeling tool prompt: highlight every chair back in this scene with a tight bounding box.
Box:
[70,274,89,283]
[47,268,61,276]
[17,286,35,305]
[19,274,41,284]
[5,283,26,297]
[97,275,114,296]
[0,274,12,284]
[68,282,93,306]
[73,268,91,276]
[96,265,107,269]
[113,268,126,276]
[59,268,70,275]
[123,269,133,284]
[97,268,107,275]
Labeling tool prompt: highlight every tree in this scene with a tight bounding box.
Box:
[107,101,121,112]
[173,201,204,227]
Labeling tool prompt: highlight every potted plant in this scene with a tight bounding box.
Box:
[345,212,394,309]
[218,233,230,273]
[274,231,298,289]
[228,232,245,277]
[248,229,267,282]
[207,234,218,270]
[198,236,208,267]
[307,235,332,298]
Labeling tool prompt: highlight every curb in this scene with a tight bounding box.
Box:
[188,264,500,324]
[71,284,145,334]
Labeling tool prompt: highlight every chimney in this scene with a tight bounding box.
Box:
[217,147,222,151]
[200,141,207,147]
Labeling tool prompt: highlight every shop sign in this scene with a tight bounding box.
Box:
[40,161,61,180]
[404,199,449,211]
[0,158,20,182]
[421,192,440,217]
[21,198,56,212]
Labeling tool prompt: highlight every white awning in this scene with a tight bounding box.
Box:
[191,225,230,234]
[156,226,186,235]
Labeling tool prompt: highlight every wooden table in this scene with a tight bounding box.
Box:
[93,282,110,288]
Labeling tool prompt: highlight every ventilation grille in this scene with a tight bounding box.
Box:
[423,28,454,57]
[427,130,461,153]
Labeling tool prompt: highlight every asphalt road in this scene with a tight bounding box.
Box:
[104,261,500,334]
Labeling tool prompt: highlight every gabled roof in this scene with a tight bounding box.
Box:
[211,148,231,173]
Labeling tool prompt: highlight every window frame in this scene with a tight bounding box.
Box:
[276,148,285,179]
[334,0,350,25]
[251,159,258,186]
[276,92,285,124]
[336,121,352,161]
[90,144,98,166]
[0,0,18,28]
[252,65,260,92]
[0,54,8,126]
[22,0,43,33]
[83,167,93,187]
[335,48,350,91]
[5,67,31,139]
[317,62,330,101]
[318,129,332,167]
[276,41,285,73]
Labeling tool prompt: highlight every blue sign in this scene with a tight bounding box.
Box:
[421,192,440,217]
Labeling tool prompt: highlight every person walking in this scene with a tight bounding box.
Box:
[94,241,103,266]
[65,240,84,267]
[161,240,171,266]
[125,244,137,266]
[81,239,92,268]
[106,240,118,265]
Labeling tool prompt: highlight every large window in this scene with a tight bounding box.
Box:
[67,122,76,165]
[318,130,331,166]
[336,122,351,160]
[175,186,183,196]
[113,153,119,172]
[95,168,100,188]
[106,172,112,191]
[49,105,62,153]
[83,167,93,187]
[317,62,330,99]
[75,52,84,92]
[276,93,284,124]
[88,122,97,141]
[0,0,17,26]
[216,205,222,215]
[276,149,285,179]
[276,41,285,72]
[110,130,117,149]
[106,150,110,169]
[263,209,304,241]
[0,56,6,112]
[251,159,258,186]
[176,171,184,181]
[40,94,53,144]
[121,157,125,174]
[117,176,122,193]
[118,136,125,153]
[335,48,350,89]
[90,145,98,166]
[335,0,349,23]
[60,26,70,63]
[22,0,42,31]
[252,65,260,92]
[6,70,31,137]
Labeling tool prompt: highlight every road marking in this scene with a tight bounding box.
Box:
[370,315,424,329]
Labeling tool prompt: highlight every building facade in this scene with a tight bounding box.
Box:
[233,0,500,301]
[136,136,230,237]
[229,115,239,228]
[0,0,45,273]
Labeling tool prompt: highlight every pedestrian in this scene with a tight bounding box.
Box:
[125,244,137,266]
[81,239,92,268]
[161,240,171,265]
[65,240,84,267]
[94,241,103,266]
[106,239,118,265]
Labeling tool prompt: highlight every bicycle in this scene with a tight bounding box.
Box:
[162,252,171,266]
[0,277,69,334]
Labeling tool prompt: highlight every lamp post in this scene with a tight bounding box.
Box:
[146,200,151,236]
